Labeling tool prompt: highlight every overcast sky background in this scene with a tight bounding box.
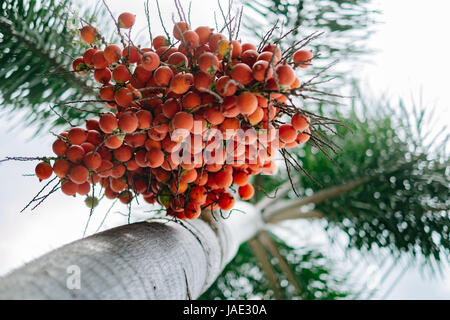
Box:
[0,0,449,299]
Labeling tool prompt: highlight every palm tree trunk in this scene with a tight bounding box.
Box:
[0,202,262,300]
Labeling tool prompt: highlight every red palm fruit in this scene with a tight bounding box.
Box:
[133,177,148,193]
[296,127,311,144]
[293,49,313,68]
[194,72,212,92]
[284,140,298,149]
[173,111,194,131]
[104,187,117,199]
[182,91,201,110]
[111,163,126,178]
[134,149,149,167]
[236,92,257,115]
[112,65,131,83]
[231,63,253,85]
[104,44,122,64]
[72,57,89,75]
[195,26,213,44]
[189,185,207,204]
[83,151,102,170]
[238,183,255,200]
[68,165,89,184]
[241,43,257,52]
[181,30,200,48]
[76,182,91,195]
[220,117,240,135]
[153,168,170,183]
[248,107,264,125]
[261,105,276,122]
[80,142,95,153]
[205,107,225,125]
[197,52,219,74]
[195,170,208,186]
[118,112,138,133]
[61,180,78,196]
[99,86,115,102]
[148,128,167,141]
[257,51,279,64]
[66,145,85,163]
[85,119,99,131]
[132,65,152,88]
[126,159,140,171]
[35,162,52,181]
[98,147,112,161]
[170,196,185,212]
[52,139,68,156]
[97,160,113,178]
[146,147,164,168]
[114,87,133,107]
[215,170,233,188]
[262,43,282,61]
[162,136,181,153]
[278,124,297,143]
[113,145,133,162]
[181,168,197,183]
[79,25,97,44]
[173,21,190,40]
[118,12,135,29]
[53,159,70,178]
[208,33,226,52]
[142,51,160,71]
[241,49,259,67]
[231,40,242,58]
[94,68,112,84]
[109,177,126,192]
[122,46,141,63]
[275,63,296,87]
[136,110,152,129]
[156,46,178,60]
[119,190,133,204]
[99,113,118,134]
[104,135,123,149]
[153,66,173,86]
[170,73,193,94]
[184,202,201,219]
[194,43,211,59]
[222,96,239,118]
[252,60,273,82]
[92,51,109,69]
[152,35,169,49]
[87,130,102,145]
[290,77,301,89]
[153,114,169,134]
[162,99,181,118]
[216,76,237,97]
[291,113,310,131]
[218,192,235,210]
[169,179,188,194]
[124,133,146,147]
[233,170,249,186]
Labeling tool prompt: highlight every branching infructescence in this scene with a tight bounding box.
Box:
[11,0,342,221]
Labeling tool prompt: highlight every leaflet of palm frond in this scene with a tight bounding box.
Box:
[0,0,111,133]
[200,233,350,300]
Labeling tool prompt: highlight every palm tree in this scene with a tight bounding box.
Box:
[0,0,448,300]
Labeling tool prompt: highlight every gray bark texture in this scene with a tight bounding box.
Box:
[0,202,262,300]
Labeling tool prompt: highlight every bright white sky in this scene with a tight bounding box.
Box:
[0,0,449,299]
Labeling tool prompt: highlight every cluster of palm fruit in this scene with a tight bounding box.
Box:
[34,12,314,219]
